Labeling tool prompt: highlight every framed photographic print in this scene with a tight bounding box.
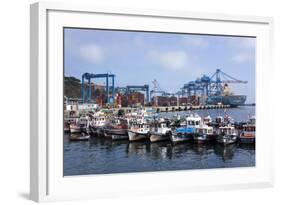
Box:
[30,2,274,202]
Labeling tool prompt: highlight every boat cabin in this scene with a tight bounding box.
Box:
[242,124,255,132]
[218,126,236,135]
[151,120,169,132]
[196,126,213,135]
[131,123,150,132]
[185,114,202,127]
[91,116,107,127]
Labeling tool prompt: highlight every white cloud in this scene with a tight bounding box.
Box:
[182,36,208,48]
[148,50,188,70]
[79,44,104,64]
[232,52,254,63]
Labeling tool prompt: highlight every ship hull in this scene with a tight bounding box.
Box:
[207,95,247,107]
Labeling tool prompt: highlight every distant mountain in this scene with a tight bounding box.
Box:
[64,76,105,99]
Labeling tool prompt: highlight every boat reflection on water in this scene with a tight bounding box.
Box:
[127,141,151,156]
[149,141,173,160]
[214,143,237,161]
[64,133,255,175]
[84,136,254,161]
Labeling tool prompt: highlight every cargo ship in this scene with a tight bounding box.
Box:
[206,84,247,107]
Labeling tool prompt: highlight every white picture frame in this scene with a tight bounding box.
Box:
[30,2,274,202]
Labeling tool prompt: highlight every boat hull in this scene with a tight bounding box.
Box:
[69,133,90,141]
[239,137,255,144]
[128,130,150,141]
[105,129,128,137]
[150,132,170,142]
[70,127,81,133]
[216,135,237,145]
[112,135,129,140]
[193,134,215,143]
[171,132,194,143]
[239,132,255,144]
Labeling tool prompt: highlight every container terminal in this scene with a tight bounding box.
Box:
[64,69,250,116]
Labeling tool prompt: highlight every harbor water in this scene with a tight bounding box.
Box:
[64,106,255,176]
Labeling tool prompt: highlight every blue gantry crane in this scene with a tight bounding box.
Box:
[182,69,248,105]
[208,69,247,95]
[81,72,115,104]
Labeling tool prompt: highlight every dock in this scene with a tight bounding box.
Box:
[121,104,231,113]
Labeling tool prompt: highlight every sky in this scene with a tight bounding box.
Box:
[64,28,256,103]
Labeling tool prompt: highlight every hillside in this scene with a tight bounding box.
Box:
[64,76,106,99]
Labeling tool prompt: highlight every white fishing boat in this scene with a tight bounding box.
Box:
[194,124,215,143]
[69,123,81,133]
[128,120,150,141]
[69,117,88,133]
[150,118,171,142]
[89,114,108,136]
[216,125,238,145]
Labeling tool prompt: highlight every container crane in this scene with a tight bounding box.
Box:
[150,79,166,106]
[209,69,248,96]
[81,72,115,104]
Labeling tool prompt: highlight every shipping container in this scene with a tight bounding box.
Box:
[127,92,145,107]
[170,96,177,106]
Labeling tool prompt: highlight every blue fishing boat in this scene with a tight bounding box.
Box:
[171,114,201,142]
[171,127,196,142]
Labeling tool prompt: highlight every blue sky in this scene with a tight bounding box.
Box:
[64,28,256,103]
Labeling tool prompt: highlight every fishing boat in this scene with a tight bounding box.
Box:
[194,124,215,143]
[150,118,172,142]
[69,123,81,133]
[170,114,201,143]
[69,116,88,134]
[69,132,90,141]
[89,115,107,137]
[104,117,129,140]
[128,120,150,141]
[216,125,238,145]
[171,127,196,142]
[239,116,255,144]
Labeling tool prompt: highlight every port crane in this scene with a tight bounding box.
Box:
[208,69,248,96]
[81,73,115,104]
[182,69,248,104]
[150,79,165,106]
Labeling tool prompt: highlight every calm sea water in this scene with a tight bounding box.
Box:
[64,106,255,176]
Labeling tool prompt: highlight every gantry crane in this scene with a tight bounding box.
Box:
[81,73,115,104]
